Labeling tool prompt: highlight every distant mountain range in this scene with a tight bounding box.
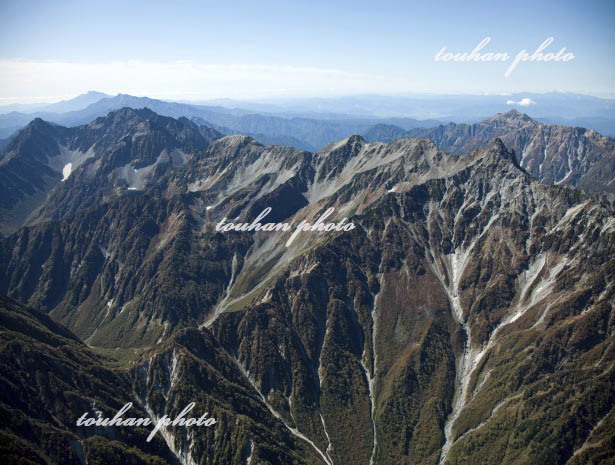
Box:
[0,91,111,114]
[1,108,614,465]
[1,91,613,148]
[196,92,615,136]
[0,93,446,149]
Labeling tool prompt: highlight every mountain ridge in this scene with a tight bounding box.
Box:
[364,110,615,195]
[0,107,223,235]
[0,109,614,465]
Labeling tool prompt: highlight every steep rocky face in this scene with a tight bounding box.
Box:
[0,108,221,235]
[364,110,615,195]
[1,111,614,465]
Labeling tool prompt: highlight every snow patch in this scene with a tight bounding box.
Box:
[61,163,72,181]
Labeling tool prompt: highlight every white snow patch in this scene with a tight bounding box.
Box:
[538,147,547,175]
[48,145,96,179]
[169,349,181,390]
[61,163,72,181]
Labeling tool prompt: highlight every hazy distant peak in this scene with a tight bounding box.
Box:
[27,117,54,128]
[83,90,108,97]
[87,107,152,127]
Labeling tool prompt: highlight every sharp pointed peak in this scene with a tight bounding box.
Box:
[320,134,366,154]
[471,138,523,171]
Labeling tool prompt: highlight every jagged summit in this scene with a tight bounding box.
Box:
[402,111,615,192]
[89,106,159,124]
[0,108,222,234]
[319,133,366,154]
[27,116,53,127]
[492,109,534,121]
[16,117,67,136]
[485,110,535,127]
[469,137,523,171]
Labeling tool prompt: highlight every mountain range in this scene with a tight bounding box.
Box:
[2,92,614,150]
[0,91,111,114]
[0,107,614,465]
[197,92,615,135]
[0,93,446,150]
[364,110,615,195]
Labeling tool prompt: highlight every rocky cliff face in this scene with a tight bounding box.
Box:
[0,108,222,235]
[0,110,614,465]
[364,110,615,195]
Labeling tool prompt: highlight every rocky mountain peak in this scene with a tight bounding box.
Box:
[0,117,65,165]
[346,134,366,144]
[0,108,223,234]
[88,106,157,128]
[402,111,615,193]
[14,117,65,141]
[26,116,53,129]
[488,109,535,125]
[471,137,523,170]
[208,134,261,151]
[319,134,365,157]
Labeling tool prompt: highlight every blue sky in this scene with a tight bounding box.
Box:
[0,0,613,102]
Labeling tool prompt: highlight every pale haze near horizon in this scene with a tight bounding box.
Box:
[0,0,613,104]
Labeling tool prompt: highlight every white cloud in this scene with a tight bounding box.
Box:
[0,59,416,103]
[506,97,536,106]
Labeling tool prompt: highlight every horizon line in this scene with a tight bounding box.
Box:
[1,89,615,107]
